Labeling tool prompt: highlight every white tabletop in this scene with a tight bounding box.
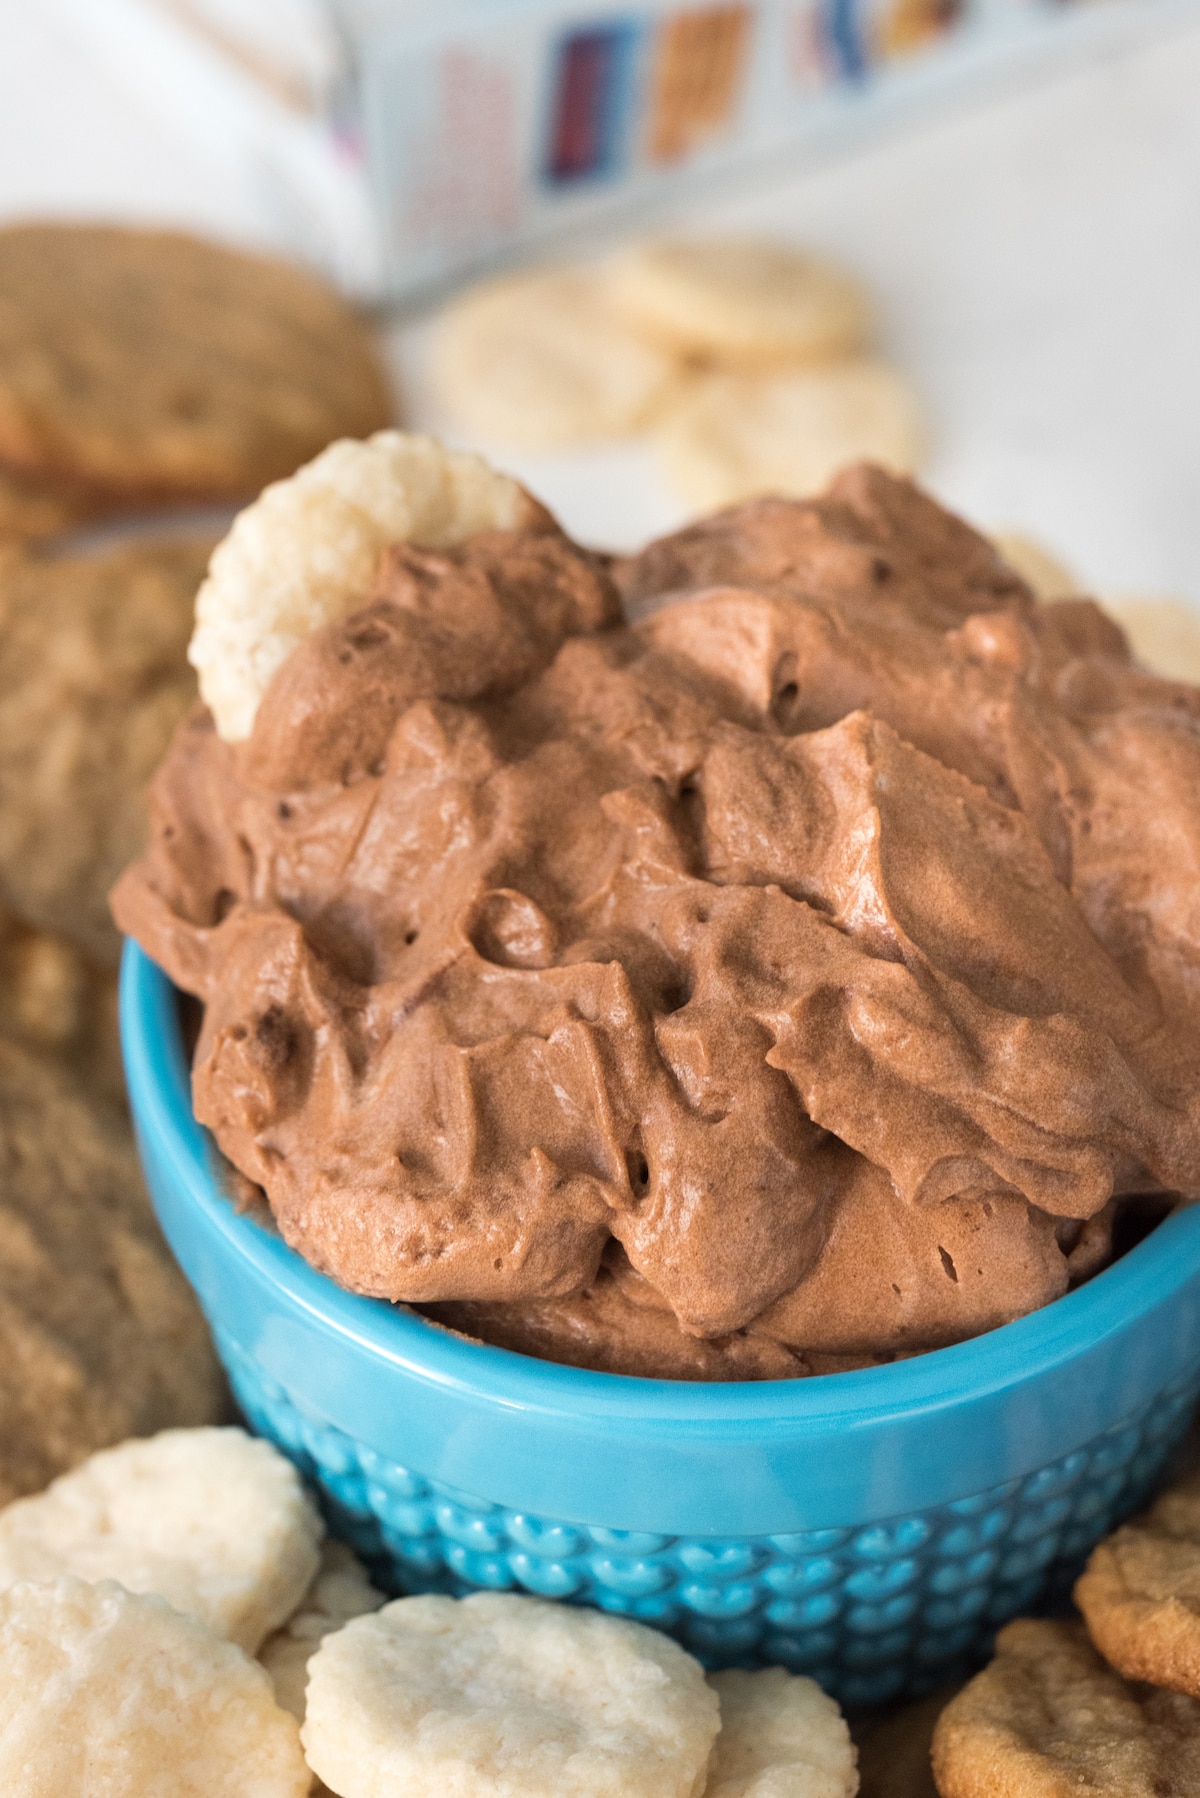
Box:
[3,0,1199,599]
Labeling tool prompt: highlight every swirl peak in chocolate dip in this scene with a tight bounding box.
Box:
[113,463,1200,1380]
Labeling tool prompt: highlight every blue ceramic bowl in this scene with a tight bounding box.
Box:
[121,939,1200,1706]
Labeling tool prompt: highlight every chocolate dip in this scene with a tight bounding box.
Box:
[112,467,1200,1379]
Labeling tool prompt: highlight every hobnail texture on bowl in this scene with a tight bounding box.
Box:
[221,1329,1198,1706]
[121,942,1200,1706]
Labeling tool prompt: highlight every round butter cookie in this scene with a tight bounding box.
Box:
[707,1667,857,1798]
[1075,1466,1200,1697]
[260,1539,385,1722]
[189,430,546,740]
[432,267,682,448]
[606,239,871,370]
[655,361,922,511]
[0,534,212,962]
[0,1576,309,1797]
[302,1590,719,1798]
[930,1617,1200,1797]
[0,1427,323,1655]
[0,223,391,502]
[0,1039,225,1506]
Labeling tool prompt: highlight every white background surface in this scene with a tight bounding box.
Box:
[2,1,1199,597]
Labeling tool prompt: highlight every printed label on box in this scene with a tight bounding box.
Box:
[646,6,753,161]
[543,18,642,181]
[338,0,1162,297]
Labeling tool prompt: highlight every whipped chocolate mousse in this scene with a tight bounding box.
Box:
[113,466,1200,1379]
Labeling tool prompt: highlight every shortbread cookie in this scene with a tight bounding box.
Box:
[0,1427,322,1654]
[189,430,545,740]
[707,1667,857,1798]
[930,1617,1200,1797]
[0,223,391,502]
[1103,598,1200,683]
[607,239,871,370]
[655,361,922,511]
[260,1540,384,1721]
[0,1576,309,1797]
[0,1038,225,1505]
[0,534,211,961]
[1075,1467,1200,1696]
[302,1590,719,1798]
[432,267,682,448]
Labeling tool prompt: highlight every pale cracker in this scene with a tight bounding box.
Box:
[302,1589,720,1798]
[0,1575,309,1797]
[260,1540,385,1723]
[655,361,922,512]
[189,430,537,741]
[606,239,872,370]
[0,1426,323,1654]
[432,266,682,448]
[707,1667,858,1798]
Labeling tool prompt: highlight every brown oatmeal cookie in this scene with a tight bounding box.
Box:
[1075,1466,1200,1696]
[0,534,213,962]
[0,224,392,502]
[0,1035,226,1504]
[930,1617,1200,1796]
[0,462,105,542]
[0,916,122,1106]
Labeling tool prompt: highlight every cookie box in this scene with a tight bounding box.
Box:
[336,0,1181,300]
[121,938,1200,1706]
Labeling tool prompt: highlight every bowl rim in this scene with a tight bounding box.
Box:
[121,937,1200,1435]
